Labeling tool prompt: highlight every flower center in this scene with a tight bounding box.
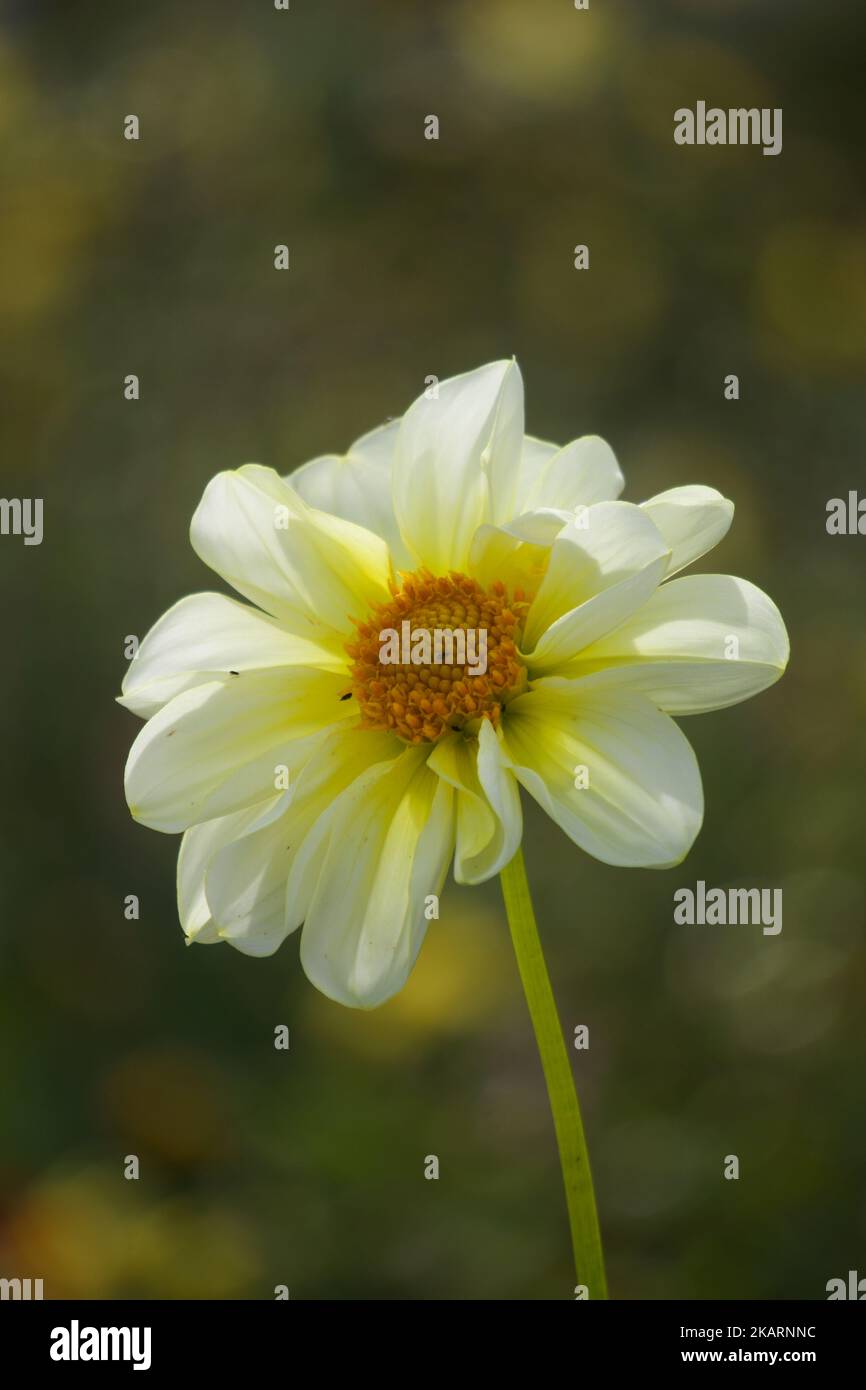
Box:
[346,569,529,744]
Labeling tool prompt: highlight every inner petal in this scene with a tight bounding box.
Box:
[346,570,529,744]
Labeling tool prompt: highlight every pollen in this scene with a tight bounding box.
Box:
[346,569,530,744]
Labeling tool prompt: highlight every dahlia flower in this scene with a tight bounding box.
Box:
[121,360,788,1012]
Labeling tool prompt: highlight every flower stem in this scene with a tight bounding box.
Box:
[500,845,608,1298]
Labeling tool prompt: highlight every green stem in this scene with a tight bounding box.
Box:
[500,845,608,1299]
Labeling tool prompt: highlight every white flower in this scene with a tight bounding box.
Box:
[120,361,789,1007]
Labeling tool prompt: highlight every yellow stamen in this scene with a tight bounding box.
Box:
[346,569,530,744]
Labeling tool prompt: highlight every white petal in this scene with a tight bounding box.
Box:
[501,683,704,868]
[177,794,288,944]
[190,465,391,638]
[519,435,624,514]
[513,435,559,513]
[556,574,790,714]
[204,806,300,957]
[346,420,400,469]
[501,509,573,545]
[427,720,522,884]
[119,592,347,719]
[125,670,354,833]
[640,486,734,577]
[208,727,398,957]
[392,360,523,571]
[521,502,670,671]
[287,420,415,571]
[291,750,456,1008]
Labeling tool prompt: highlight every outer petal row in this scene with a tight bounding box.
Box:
[175,721,524,1005]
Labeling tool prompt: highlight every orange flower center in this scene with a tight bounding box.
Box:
[346,569,529,744]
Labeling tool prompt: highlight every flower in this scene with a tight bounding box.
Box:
[120,361,788,1007]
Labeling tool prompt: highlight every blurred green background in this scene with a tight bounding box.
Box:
[1,0,865,1300]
